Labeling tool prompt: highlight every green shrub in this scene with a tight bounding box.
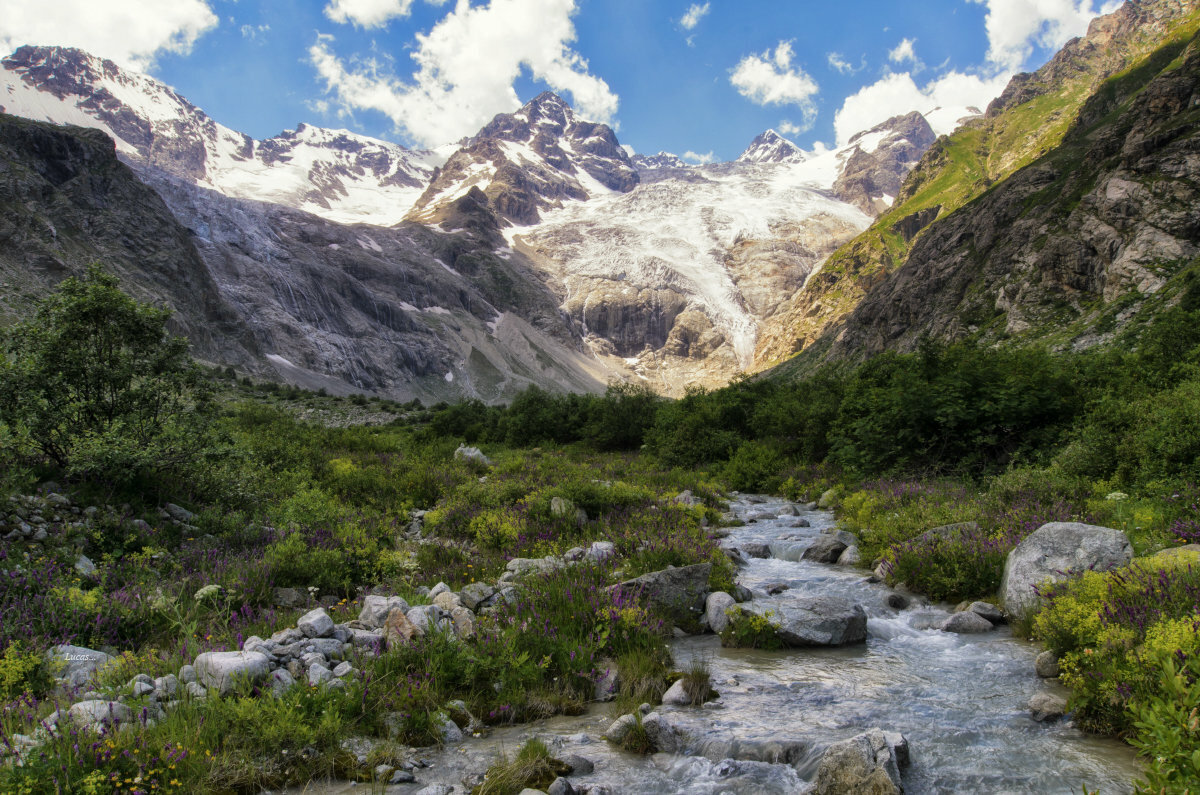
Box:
[475,738,570,795]
[0,642,52,699]
[1131,654,1200,794]
[719,608,783,650]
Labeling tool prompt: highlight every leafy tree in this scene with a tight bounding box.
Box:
[0,265,219,495]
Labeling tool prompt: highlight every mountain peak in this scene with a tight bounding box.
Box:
[737,129,805,164]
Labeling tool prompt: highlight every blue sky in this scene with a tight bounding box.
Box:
[0,0,1120,161]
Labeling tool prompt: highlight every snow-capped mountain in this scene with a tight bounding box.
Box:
[407,91,638,226]
[737,129,806,164]
[631,151,689,171]
[0,43,941,397]
[0,46,443,225]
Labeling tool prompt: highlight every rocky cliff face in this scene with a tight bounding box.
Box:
[824,31,1200,360]
[832,112,937,215]
[0,112,259,368]
[737,130,806,164]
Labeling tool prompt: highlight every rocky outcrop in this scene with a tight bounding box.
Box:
[833,113,937,215]
[1001,522,1132,617]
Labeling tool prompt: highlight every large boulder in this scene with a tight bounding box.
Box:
[705,591,737,634]
[939,611,994,634]
[46,645,113,690]
[193,651,271,695]
[803,536,848,563]
[610,563,711,628]
[68,700,133,729]
[745,597,867,646]
[1001,523,1132,618]
[358,595,411,629]
[297,608,335,638]
[454,445,492,468]
[815,729,910,795]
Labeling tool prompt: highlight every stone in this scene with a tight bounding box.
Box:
[153,674,178,700]
[817,489,841,509]
[939,611,994,634]
[332,661,354,678]
[459,582,496,610]
[967,601,1006,625]
[673,489,699,507]
[778,504,799,516]
[741,542,771,558]
[297,608,335,638]
[661,678,695,706]
[185,682,207,699]
[384,609,423,648]
[815,729,910,795]
[178,664,197,684]
[74,554,97,577]
[792,518,811,528]
[837,546,862,566]
[641,711,683,753]
[883,593,910,612]
[586,541,616,562]
[68,700,133,729]
[1035,651,1061,678]
[732,584,754,603]
[1001,523,1132,618]
[270,669,296,697]
[745,510,775,522]
[744,597,868,646]
[1029,692,1068,722]
[560,754,594,775]
[193,651,271,695]
[390,770,417,784]
[802,535,848,564]
[604,713,637,744]
[358,595,411,628]
[506,557,565,580]
[308,663,333,686]
[131,680,155,698]
[705,591,736,634]
[273,587,306,608]
[428,581,451,598]
[163,503,196,522]
[414,785,454,795]
[407,605,448,634]
[433,591,461,612]
[547,778,576,795]
[609,563,711,628]
[439,716,464,743]
[450,606,476,639]
[764,583,790,595]
[594,660,619,702]
[46,645,114,690]
[454,445,492,468]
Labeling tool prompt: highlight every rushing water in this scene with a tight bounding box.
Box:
[296,495,1142,794]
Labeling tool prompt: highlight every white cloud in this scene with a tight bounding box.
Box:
[679,2,710,31]
[730,41,819,130]
[968,0,1122,70]
[826,52,861,74]
[833,69,1007,144]
[240,23,269,40]
[309,0,618,148]
[888,37,918,65]
[682,149,714,164]
[777,120,805,137]
[0,0,218,71]
[324,0,414,28]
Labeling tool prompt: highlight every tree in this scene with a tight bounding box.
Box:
[0,265,216,493]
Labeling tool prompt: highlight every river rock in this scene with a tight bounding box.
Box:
[641,711,684,753]
[967,601,1006,625]
[604,713,638,744]
[792,518,811,528]
[883,593,910,611]
[837,546,862,566]
[297,607,335,638]
[1029,692,1068,721]
[741,542,771,558]
[47,645,114,690]
[610,563,711,627]
[746,597,867,646]
[547,777,575,795]
[802,536,848,563]
[939,611,994,634]
[706,591,736,634]
[745,510,775,522]
[561,754,594,774]
[1001,523,1132,618]
[193,651,271,695]
[815,729,910,795]
[1035,651,1061,678]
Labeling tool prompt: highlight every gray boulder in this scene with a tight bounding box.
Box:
[706,591,737,634]
[46,645,113,690]
[815,729,910,795]
[967,601,1006,625]
[837,546,862,566]
[939,611,994,634]
[1029,692,1068,722]
[454,445,492,468]
[1001,523,1132,618]
[358,595,410,629]
[68,700,133,729]
[745,597,867,646]
[641,711,684,753]
[1035,650,1061,678]
[193,651,271,695]
[802,536,848,563]
[610,563,711,627]
[741,542,771,559]
[459,581,497,610]
[297,607,335,638]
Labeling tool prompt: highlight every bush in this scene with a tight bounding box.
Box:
[720,608,783,650]
[0,265,223,499]
[1131,654,1200,794]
